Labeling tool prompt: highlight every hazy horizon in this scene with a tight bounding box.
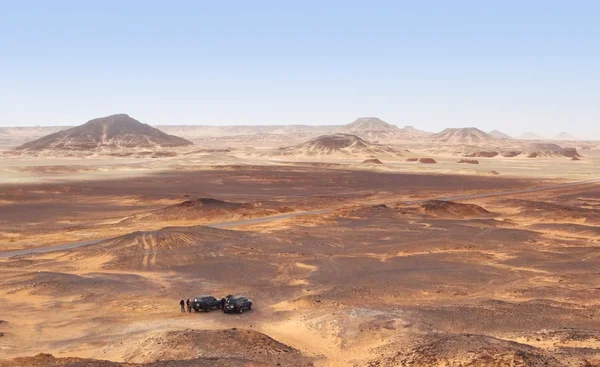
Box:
[0,115,595,140]
[1,1,598,138]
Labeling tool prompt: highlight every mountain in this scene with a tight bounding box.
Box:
[400,125,432,139]
[267,133,402,158]
[519,132,541,140]
[337,117,404,141]
[428,128,500,146]
[488,130,513,139]
[15,114,192,152]
[553,132,578,140]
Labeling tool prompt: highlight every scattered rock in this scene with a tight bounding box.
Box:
[457,159,479,164]
[418,158,437,164]
[572,156,581,161]
[527,152,538,158]
[362,158,383,164]
[502,151,521,157]
[465,151,498,158]
[420,200,491,218]
[561,147,581,158]
[376,334,566,367]
[488,170,500,175]
[405,158,418,162]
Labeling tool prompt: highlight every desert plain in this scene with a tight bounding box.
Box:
[1,116,600,366]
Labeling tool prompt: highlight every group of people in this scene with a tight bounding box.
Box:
[180,298,192,312]
[180,296,231,313]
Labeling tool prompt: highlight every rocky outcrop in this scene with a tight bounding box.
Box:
[457,159,479,164]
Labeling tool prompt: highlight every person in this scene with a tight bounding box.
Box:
[180,299,185,313]
[186,298,192,313]
[220,297,226,310]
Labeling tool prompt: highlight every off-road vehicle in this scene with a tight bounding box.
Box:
[192,295,223,312]
[223,295,252,314]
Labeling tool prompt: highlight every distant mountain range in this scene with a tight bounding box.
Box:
[488,130,513,139]
[265,133,403,158]
[553,132,578,140]
[338,117,431,141]
[519,132,542,140]
[2,114,590,154]
[429,128,501,146]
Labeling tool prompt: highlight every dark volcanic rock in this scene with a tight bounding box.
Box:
[362,158,383,164]
[561,147,581,158]
[502,151,521,157]
[375,334,566,367]
[418,158,437,164]
[420,200,491,217]
[465,151,498,158]
[457,159,479,164]
[406,158,418,162]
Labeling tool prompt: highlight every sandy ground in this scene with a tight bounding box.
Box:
[1,152,600,366]
[1,145,599,184]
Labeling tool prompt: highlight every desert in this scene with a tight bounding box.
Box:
[0,113,599,367]
[2,3,599,365]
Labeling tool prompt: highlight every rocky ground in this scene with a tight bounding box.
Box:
[1,162,600,366]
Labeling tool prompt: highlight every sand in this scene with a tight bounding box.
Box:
[1,135,600,366]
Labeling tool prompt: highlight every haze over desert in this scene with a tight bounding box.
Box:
[0,111,599,367]
[2,2,600,366]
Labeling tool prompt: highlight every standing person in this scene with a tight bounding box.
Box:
[180,299,185,313]
[186,298,192,313]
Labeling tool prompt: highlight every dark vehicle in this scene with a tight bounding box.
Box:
[223,295,252,314]
[192,295,223,312]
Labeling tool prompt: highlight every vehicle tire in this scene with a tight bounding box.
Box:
[238,307,243,314]
[248,304,252,310]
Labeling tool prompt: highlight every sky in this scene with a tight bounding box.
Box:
[0,1,598,137]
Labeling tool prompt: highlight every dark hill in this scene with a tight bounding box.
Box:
[15,114,192,152]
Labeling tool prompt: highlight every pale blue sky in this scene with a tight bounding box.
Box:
[1,1,598,137]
